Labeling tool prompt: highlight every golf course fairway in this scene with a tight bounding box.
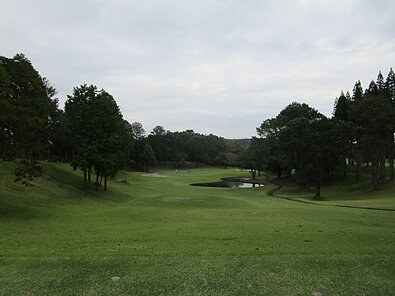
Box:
[0,162,394,296]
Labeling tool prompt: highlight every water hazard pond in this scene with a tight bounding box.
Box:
[190,177,264,188]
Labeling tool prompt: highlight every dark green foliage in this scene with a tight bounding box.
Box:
[186,134,227,165]
[386,68,395,105]
[64,84,130,190]
[251,68,395,196]
[334,69,395,189]
[385,68,395,180]
[141,142,156,172]
[279,117,343,198]
[129,121,146,140]
[0,53,52,160]
[366,80,379,95]
[352,80,364,101]
[238,137,266,178]
[349,92,394,188]
[0,53,59,185]
[253,103,326,181]
[132,129,241,169]
[333,91,351,121]
[276,102,323,125]
[256,118,280,138]
[46,108,73,161]
[376,71,385,92]
[14,159,43,186]
[151,125,166,136]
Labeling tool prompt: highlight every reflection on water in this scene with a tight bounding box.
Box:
[190,177,263,188]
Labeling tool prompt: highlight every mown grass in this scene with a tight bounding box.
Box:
[273,166,395,209]
[0,162,394,296]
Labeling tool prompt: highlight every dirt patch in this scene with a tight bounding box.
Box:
[142,173,168,177]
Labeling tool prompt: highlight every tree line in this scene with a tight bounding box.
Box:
[129,125,247,172]
[0,54,246,190]
[240,69,394,198]
[1,53,393,194]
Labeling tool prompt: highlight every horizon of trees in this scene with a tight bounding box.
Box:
[1,53,394,194]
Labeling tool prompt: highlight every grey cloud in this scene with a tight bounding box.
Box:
[1,0,394,138]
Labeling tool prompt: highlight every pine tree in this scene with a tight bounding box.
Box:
[386,68,395,105]
[385,68,395,180]
[352,80,364,101]
[333,91,350,121]
[366,80,379,95]
[377,71,385,92]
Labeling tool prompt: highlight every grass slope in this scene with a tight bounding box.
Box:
[270,167,395,209]
[0,162,394,296]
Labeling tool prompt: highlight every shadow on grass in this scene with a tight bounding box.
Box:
[44,164,84,189]
[43,162,136,201]
[0,202,48,221]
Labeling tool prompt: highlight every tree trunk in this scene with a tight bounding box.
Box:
[379,147,386,184]
[104,176,107,191]
[390,135,394,181]
[372,153,378,190]
[251,169,256,180]
[83,168,87,187]
[47,141,50,161]
[95,174,99,191]
[88,168,91,182]
[315,183,321,199]
[350,157,354,166]
[356,150,362,180]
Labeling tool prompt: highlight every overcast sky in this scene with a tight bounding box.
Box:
[1,0,394,138]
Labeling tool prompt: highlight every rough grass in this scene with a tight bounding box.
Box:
[0,162,394,296]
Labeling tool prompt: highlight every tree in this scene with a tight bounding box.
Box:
[129,122,146,140]
[276,102,323,126]
[376,71,385,92]
[278,117,342,198]
[239,148,258,179]
[65,84,129,191]
[0,53,56,184]
[186,134,227,165]
[352,80,364,101]
[349,92,394,189]
[333,91,351,121]
[141,143,156,172]
[365,80,379,95]
[385,68,395,180]
[255,102,324,179]
[151,125,166,136]
[64,84,95,184]
[256,118,280,138]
